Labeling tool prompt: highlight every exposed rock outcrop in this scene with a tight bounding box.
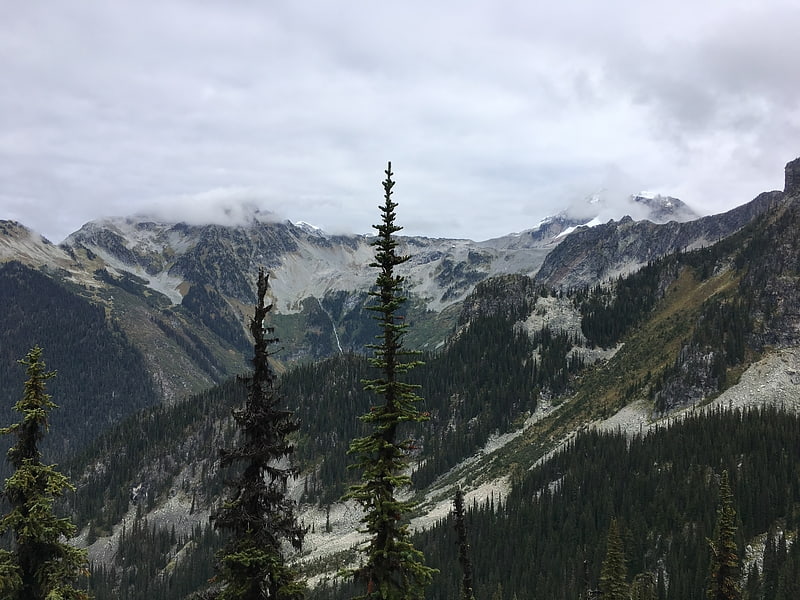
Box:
[785,156,800,197]
[534,191,783,289]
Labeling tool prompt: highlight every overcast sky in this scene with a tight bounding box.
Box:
[2,1,799,243]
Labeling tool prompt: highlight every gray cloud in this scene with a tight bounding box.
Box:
[1,1,798,243]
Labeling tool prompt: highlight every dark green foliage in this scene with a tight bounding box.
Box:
[453,488,475,600]
[65,376,245,538]
[344,163,435,599]
[743,562,760,600]
[403,408,800,600]
[458,274,541,324]
[150,313,227,382]
[303,291,379,359]
[89,521,219,600]
[760,529,786,600]
[0,347,90,599]
[180,282,250,353]
[287,312,581,503]
[211,269,306,599]
[409,314,541,490]
[706,470,741,600]
[0,261,159,462]
[759,529,800,600]
[579,258,673,348]
[600,518,629,600]
[66,377,247,600]
[289,353,372,505]
[630,572,658,600]
[774,531,800,600]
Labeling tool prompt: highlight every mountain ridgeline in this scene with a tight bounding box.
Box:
[1,157,800,598]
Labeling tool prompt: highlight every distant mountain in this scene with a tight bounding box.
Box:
[0,178,780,415]
[630,192,699,222]
[534,190,783,289]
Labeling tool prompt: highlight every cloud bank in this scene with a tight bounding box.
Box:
[1,1,798,242]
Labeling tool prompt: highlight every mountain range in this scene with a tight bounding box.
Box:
[1,157,800,598]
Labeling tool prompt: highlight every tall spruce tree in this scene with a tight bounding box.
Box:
[707,470,741,600]
[0,346,90,600]
[211,269,306,600]
[599,518,629,600]
[344,162,436,599]
[453,488,475,600]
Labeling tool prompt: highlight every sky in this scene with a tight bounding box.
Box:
[2,1,800,243]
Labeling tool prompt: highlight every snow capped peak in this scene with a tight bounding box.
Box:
[293,220,325,236]
[633,191,675,207]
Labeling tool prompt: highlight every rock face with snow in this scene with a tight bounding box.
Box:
[630,193,698,223]
[534,191,784,289]
[0,183,783,399]
[58,188,706,317]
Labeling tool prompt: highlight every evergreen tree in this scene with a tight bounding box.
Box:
[630,572,657,600]
[761,530,781,600]
[600,518,629,600]
[706,470,741,600]
[743,563,759,600]
[775,532,800,600]
[0,346,90,600]
[211,270,306,600]
[344,162,436,599]
[490,583,504,600]
[453,488,475,600]
[656,568,667,600]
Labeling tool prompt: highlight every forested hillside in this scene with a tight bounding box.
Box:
[316,408,800,600]
[0,261,158,462]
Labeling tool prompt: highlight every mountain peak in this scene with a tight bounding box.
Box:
[293,220,325,236]
[630,192,698,222]
[562,190,698,226]
[0,220,71,267]
[785,157,800,197]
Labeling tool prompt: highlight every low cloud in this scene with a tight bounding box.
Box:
[1,1,797,243]
[138,188,283,229]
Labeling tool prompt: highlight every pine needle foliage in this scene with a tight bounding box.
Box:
[706,470,741,600]
[453,488,475,600]
[599,518,629,600]
[344,162,436,599]
[211,270,306,600]
[0,346,90,600]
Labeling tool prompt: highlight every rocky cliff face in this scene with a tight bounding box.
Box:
[786,156,800,197]
[59,188,705,316]
[534,191,784,289]
[742,193,800,348]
